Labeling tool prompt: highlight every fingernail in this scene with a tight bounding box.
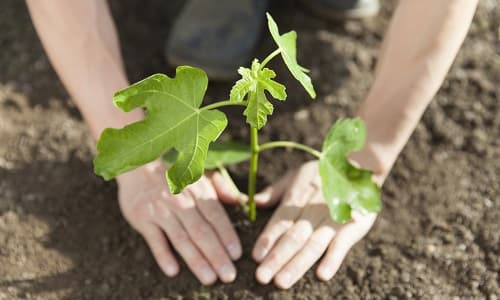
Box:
[163,264,178,277]
[276,272,292,288]
[200,267,217,285]
[220,263,237,283]
[256,266,273,284]
[318,265,333,279]
[227,242,242,260]
[253,247,267,262]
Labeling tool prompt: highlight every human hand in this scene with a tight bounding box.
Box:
[116,160,242,285]
[252,161,381,289]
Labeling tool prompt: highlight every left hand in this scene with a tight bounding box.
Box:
[252,161,379,289]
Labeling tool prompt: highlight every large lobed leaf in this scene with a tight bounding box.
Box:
[163,141,250,170]
[266,13,316,99]
[318,119,381,223]
[230,59,286,129]
[94,66,227,194]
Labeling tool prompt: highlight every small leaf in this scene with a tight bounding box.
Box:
[94,66,228,194]
[266,13,316,99]
[230,59,286,129]
[204,141,251,169]
[318,119,381,223]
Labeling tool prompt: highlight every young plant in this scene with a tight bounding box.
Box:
[94,13,381,223]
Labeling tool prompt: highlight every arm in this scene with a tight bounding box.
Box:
[26,0,241,285]
[253,0,478,289]
[352,0,479,181]
[26,0,141,138]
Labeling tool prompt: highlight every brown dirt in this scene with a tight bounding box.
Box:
[1,0,499,299]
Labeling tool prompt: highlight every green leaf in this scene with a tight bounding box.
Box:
[94,66,228,194]
[266,13,316,99]
[204,141,251,169]
[318,119,381,223]
[230,59,286,129]
[162,148,179,168]
[163,141,250,170]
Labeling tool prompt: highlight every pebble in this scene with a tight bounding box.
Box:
[401,272,410,283]
[293,109,309,121]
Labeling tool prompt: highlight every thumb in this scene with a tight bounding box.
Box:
[254,171,295,207]
[208,171,246,205]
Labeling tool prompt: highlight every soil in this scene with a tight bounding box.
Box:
[1,0,499,299]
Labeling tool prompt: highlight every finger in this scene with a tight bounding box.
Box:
[256,192,327,284]
[316,239,352,281]
[168,192,237,283]
[152,198,217,285]
[208,171,246,205]
[253,171,295,207]
[255,219,314,284]
[274,220,336,289]
[187,178,242,260]
[252,167,317,262]
[140,223,179,277]
[317,212,377,281]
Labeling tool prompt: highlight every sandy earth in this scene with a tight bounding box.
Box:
[0,0,499,299]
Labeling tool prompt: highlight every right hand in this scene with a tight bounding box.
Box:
[116,160,242,285]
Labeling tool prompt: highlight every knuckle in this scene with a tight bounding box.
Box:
[274,219,294,233]
[153,198,171,219]
[191,258,210,272]
[265,251,279,264]
[190,220,213,239]
[208,253,226,269]
[286,229,308,245]
[170,230,190,244]
[203,205,224,223]
[307,235,328,255]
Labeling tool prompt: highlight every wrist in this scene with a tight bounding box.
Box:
[350,103,412,185]
[86,107,144,140]
[116,159,164,185]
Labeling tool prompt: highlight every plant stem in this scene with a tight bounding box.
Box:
[247,127,259,221]
[201,100,247,111]
[259,141,322,158]
[260,49,281,69]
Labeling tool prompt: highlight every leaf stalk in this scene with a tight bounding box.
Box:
[201,100,247,111]
[260,49,281,69]
[259,141,322,158]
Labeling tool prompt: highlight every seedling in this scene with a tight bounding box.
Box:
[94,14,381,223]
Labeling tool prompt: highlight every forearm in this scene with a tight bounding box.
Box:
[26,0,142,139]
[352,0,478,181]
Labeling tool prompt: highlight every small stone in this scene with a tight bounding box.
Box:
[355,49,373,69]
[99,283,110,295]
[345,21,363,35]
[293,109,309,121]
[401,272,410,283]
[24,194,36,201]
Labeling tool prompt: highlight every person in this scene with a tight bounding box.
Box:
[26,0,478,289]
